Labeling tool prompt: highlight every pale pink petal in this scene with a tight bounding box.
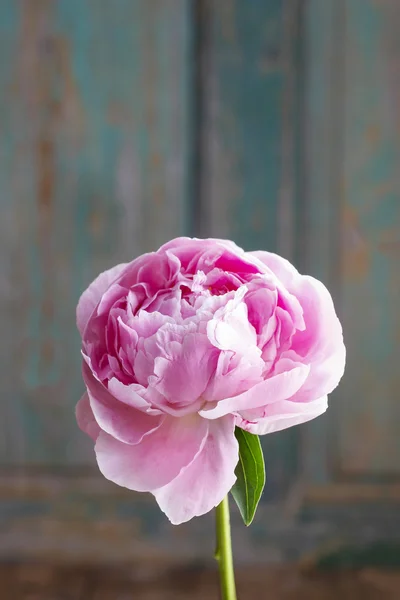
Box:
[286,277,345,401]
[204,351,263,402]
[150,333,218,407]
[238,395,328,435]
[251,252,345,403]
[199,365,310,419]
[207,290,259,358]
[83,365,163,444]
[250,251,298,286]
[75,392,101,441]
[76,263,128,335]
[107,377,161,414]
[208,302,256,352]
[95,414,209,492]
[136,251,180,294]
[153,415,238,524]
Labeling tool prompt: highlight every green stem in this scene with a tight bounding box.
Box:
[215,495,237,600]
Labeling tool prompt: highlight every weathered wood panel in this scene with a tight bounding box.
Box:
[2,563,400,600]
[0,0,193,466]
[199,0,302,497]
[303,0,400,481]
[2,0,400,567]
[301,0,345,485]
[337,0,400,475]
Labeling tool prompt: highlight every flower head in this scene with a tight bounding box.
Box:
[76,238,345,524]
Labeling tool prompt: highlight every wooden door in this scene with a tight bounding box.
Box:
[2,0,400,566]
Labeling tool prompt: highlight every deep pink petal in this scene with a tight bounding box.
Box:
[153,415,238,524]
[95,414,209,492]
[75,392,101,441]
[244,284,277,339]
[199,364,310,419]
[237,395,328,435]
[76,263,128,335]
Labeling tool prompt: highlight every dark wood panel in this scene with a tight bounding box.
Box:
[1,563,398,600]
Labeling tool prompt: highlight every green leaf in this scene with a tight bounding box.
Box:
[230,427,266,526]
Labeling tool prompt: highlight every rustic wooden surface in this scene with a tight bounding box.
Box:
[337,0,400,476]
[1,564,400,600]
[302,0,400,483]
[1,0,400,567]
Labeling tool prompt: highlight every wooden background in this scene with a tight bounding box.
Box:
[1,0,400,568]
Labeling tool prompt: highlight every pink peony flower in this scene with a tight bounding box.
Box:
[76,238,345,524]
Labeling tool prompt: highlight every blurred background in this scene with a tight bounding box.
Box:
[1,0,400,598]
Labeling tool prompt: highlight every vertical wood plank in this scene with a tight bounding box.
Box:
[200,0,302,496]
[301,0,345,485]
[201,0,284,251]
[0,0,193,466]
[338,0,400,475]
[302,0,400,482]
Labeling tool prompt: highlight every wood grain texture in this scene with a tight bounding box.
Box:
[301,0,345,485]
[303,0,400,480]
[200,0,286,250]
[337,0,400,475]
[1,564,399,600]
[3,473,400,565]
[0,0,192,466]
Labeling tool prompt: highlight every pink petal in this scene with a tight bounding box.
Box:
[285,277,345,402]
[249,251,298,285]
[153,415,238,524]
[251,252,345,403]
[199,364,310,419]
[83,364,163,444]
[204,351,263,402]
[238,395,328,435]
[107,377,162,415]
[75,392,101,441]
[207,290,258,355]
[95,414,209,492]
[136,251,180,294]
[158,238,244,270]
[77,263,128,335]
[150,333,218,408]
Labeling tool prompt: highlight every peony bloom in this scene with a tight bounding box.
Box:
[76,238,345,524]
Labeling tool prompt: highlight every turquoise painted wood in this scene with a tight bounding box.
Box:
[201,0,286,252]
[303,0,400,483]
[0,0,193,466]
[338,0,400,476]
[301,0,344,485]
